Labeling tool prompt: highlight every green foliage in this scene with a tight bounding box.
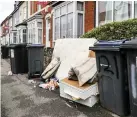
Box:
[81,18,137,40]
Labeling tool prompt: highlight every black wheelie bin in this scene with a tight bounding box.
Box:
[9,43,28,74]
[1,45,9,59]
[27,44,44,79]
[89,40,130,116]
[121,39,137,117]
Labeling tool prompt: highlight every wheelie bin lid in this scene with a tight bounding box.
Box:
[89,39,127,51]
[121,39,137,49]
[27,44,44,48]
[1,45,6,47]
[9,43,27,48]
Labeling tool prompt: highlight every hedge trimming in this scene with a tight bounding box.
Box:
[81,18,137,40]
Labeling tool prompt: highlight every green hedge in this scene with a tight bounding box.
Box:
[81,18,137,40]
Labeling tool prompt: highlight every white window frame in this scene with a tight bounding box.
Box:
[37,4,42,11]
[53,1,84,42]
[27,19,43,44]
[37,21,43,44]
[96,1,135,27]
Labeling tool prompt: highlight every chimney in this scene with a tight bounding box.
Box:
[14,4,16,9]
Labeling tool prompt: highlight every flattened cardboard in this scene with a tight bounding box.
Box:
[61,78,91,90]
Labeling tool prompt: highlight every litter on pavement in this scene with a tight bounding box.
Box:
[8,71,13,76]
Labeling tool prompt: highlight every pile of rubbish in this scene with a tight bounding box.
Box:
[39,57,61,91]
[26,39,99,107]
[39,77,59,91]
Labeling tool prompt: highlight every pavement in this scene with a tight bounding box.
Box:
[1,59,120,117]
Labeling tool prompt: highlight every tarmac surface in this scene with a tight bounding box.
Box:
[1,59,120,117]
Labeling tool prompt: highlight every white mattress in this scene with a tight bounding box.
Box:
[52,38,97,81]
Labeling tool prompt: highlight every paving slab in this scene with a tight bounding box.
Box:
[1,59,121,117]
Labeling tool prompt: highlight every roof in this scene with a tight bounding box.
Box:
[50,1,64,7]
[0,16,10,26]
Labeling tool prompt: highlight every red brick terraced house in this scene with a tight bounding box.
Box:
[27,1,52,47]
[0,16,10,45]
[1,1,137,47]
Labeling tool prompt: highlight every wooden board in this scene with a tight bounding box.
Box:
[61,78,91,90]
[88,50,95,58]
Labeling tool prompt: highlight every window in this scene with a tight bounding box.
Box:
[28,29,30,43]
[97,1,136,26]
[23,29,27,43]
[135,1,137,18]
[77,2,84,11]
[60,15,66,38]
[38,29,42,43]
[13,32,17,43]
[32,23,35,43]
[37,22,42,28]
[98,1,112,25]
[67,13,73,38]
[77,13,83,37]
[114,1,132,21]
[55,18,60,40]
[54,2,84,40]
[37,4,41,11]
[28,21,42,44]
[37,21,42,44]
[18,30,21,43]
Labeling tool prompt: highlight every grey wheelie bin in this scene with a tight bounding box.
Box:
[89,40,130,116]
[9,44,28,74]
[27,44,44,79]
[121,39,137,117]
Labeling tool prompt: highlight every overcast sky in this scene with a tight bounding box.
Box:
[0,1,15,24]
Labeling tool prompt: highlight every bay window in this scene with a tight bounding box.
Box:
[13,32,17,43]
[37,22,42,44]
[98,1,112,25]
[23,29,27,43]
[54,1,84,40]
[77,13,83,37]
[38,29,42,43]
[28,19,43,44]
[114,1,132,21]
[97,1,137,26]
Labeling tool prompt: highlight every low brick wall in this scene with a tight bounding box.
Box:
[44,47,54,68]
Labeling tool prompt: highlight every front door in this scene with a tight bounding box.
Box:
[46,18,50,47]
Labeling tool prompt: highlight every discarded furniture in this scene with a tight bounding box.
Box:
[52,38,99,107]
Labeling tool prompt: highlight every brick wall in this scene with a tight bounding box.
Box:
[30,1,38,15]
[84,1,95,33]
[43,18,46,44]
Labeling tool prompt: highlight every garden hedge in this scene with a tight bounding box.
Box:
[81,18,137,40]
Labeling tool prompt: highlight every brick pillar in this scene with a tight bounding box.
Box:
[84,1,95,33]
[34,1,37,13]
[43,17,46,45]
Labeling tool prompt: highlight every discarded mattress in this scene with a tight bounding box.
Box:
[52,38,97,81]
[60,78,99,107]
